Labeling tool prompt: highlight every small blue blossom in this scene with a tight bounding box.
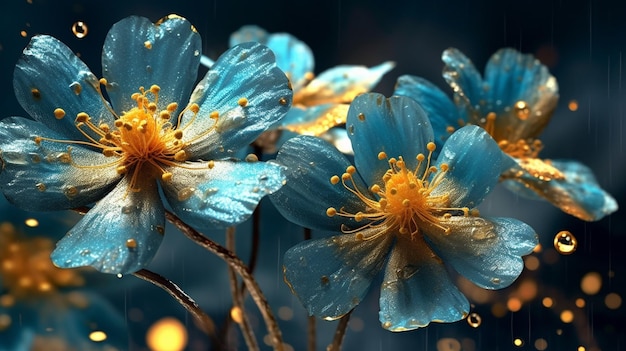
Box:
[0,15,293,274]
[270,93,537,331]
[394,48,618,221]
[230,25,394,140]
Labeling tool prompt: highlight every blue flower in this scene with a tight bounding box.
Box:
[394,48,618,221]
[0,15,293,274]
[0,220,126,351]
[230,25,394,140]
[270,93,537,331]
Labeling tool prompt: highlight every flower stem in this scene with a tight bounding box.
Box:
[303,227,316,351]
[166,210,284,351]
[132,269,217,341]
[327,310,352,351]
[226,226,259,351]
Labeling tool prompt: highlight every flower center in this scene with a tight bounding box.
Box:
[0,222,84,301]
[35,82,217,192]
[326,142,469,240]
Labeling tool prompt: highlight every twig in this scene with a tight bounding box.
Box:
[327,310,352,351]
[307,315,317,351]
[303,227,316,351]
[166,210,284,351]
[226,227,259,351]
[132,269,217,342]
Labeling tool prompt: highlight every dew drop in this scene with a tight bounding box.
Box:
[177,187,195,201]
[553,230,577,255]
[466,312,481,327]
[514,100,530,120]
[121,205,137,214]
[35,183,46,192]
[71,21,88,39]
[69,81,82,95]
[126,238,137,249]
[116,273,123,278]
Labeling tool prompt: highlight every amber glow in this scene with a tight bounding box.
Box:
[507,297,522,312]
[605,292,622,309]
[560,310,574,323]
[0,222,84,298]
[581,272,602,295]
[146,317,188,351]
[88,331,107,342]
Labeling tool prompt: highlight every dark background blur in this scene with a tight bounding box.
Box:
[1,0,624,350]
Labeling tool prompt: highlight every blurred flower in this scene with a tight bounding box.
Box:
[0,14,292,274]
[0,220,126,351]
[270,93,537,331]
[229,25,394,152]
[394,48,617,221]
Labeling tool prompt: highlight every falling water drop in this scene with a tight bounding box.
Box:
[553,230,577,254]
[71,21,88,39]
[466,312,481,327]
[514,100,530,120]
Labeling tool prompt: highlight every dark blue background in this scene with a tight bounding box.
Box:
[1,0,624,350]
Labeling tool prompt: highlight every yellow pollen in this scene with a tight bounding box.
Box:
[210,111,219,119]
[76,112,89,123]
[238,97,248,107]
[326,207,337,217]
[167,103,178,112]
[325,145,469,240]
[189,103,200,114]
[208,160,215,169]
[99,78,108,86]
[29,83,222,195]
[174,150,187,162]
[53,108,66,119]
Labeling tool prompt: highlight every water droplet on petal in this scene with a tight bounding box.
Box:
[554,230,577,255]
[466,312,481,327]
[71,21,88,39]
[514,100,530,120]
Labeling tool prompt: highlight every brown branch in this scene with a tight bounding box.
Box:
[166,210,284,351]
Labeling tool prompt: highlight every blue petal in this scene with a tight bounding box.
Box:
[379,235,469,331]
[266,33,315,90]
[283,233,393,319]
[270,135,367,232]
[161,160,285,229]
[348,93,434,187]
[393,75,460,152]
[280,103,350,136]
[441,48,485,118]
[13,35,114,142]
[102,15,202,115]
[432,125,515,208]
[424,216,537,289]
[183,42,293,159]
[482,48,559,140]
[51,176,164,274]
[0,117,121,211]
[295,62,395,106]
[503,159,618,221]
[229,25,270,47]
